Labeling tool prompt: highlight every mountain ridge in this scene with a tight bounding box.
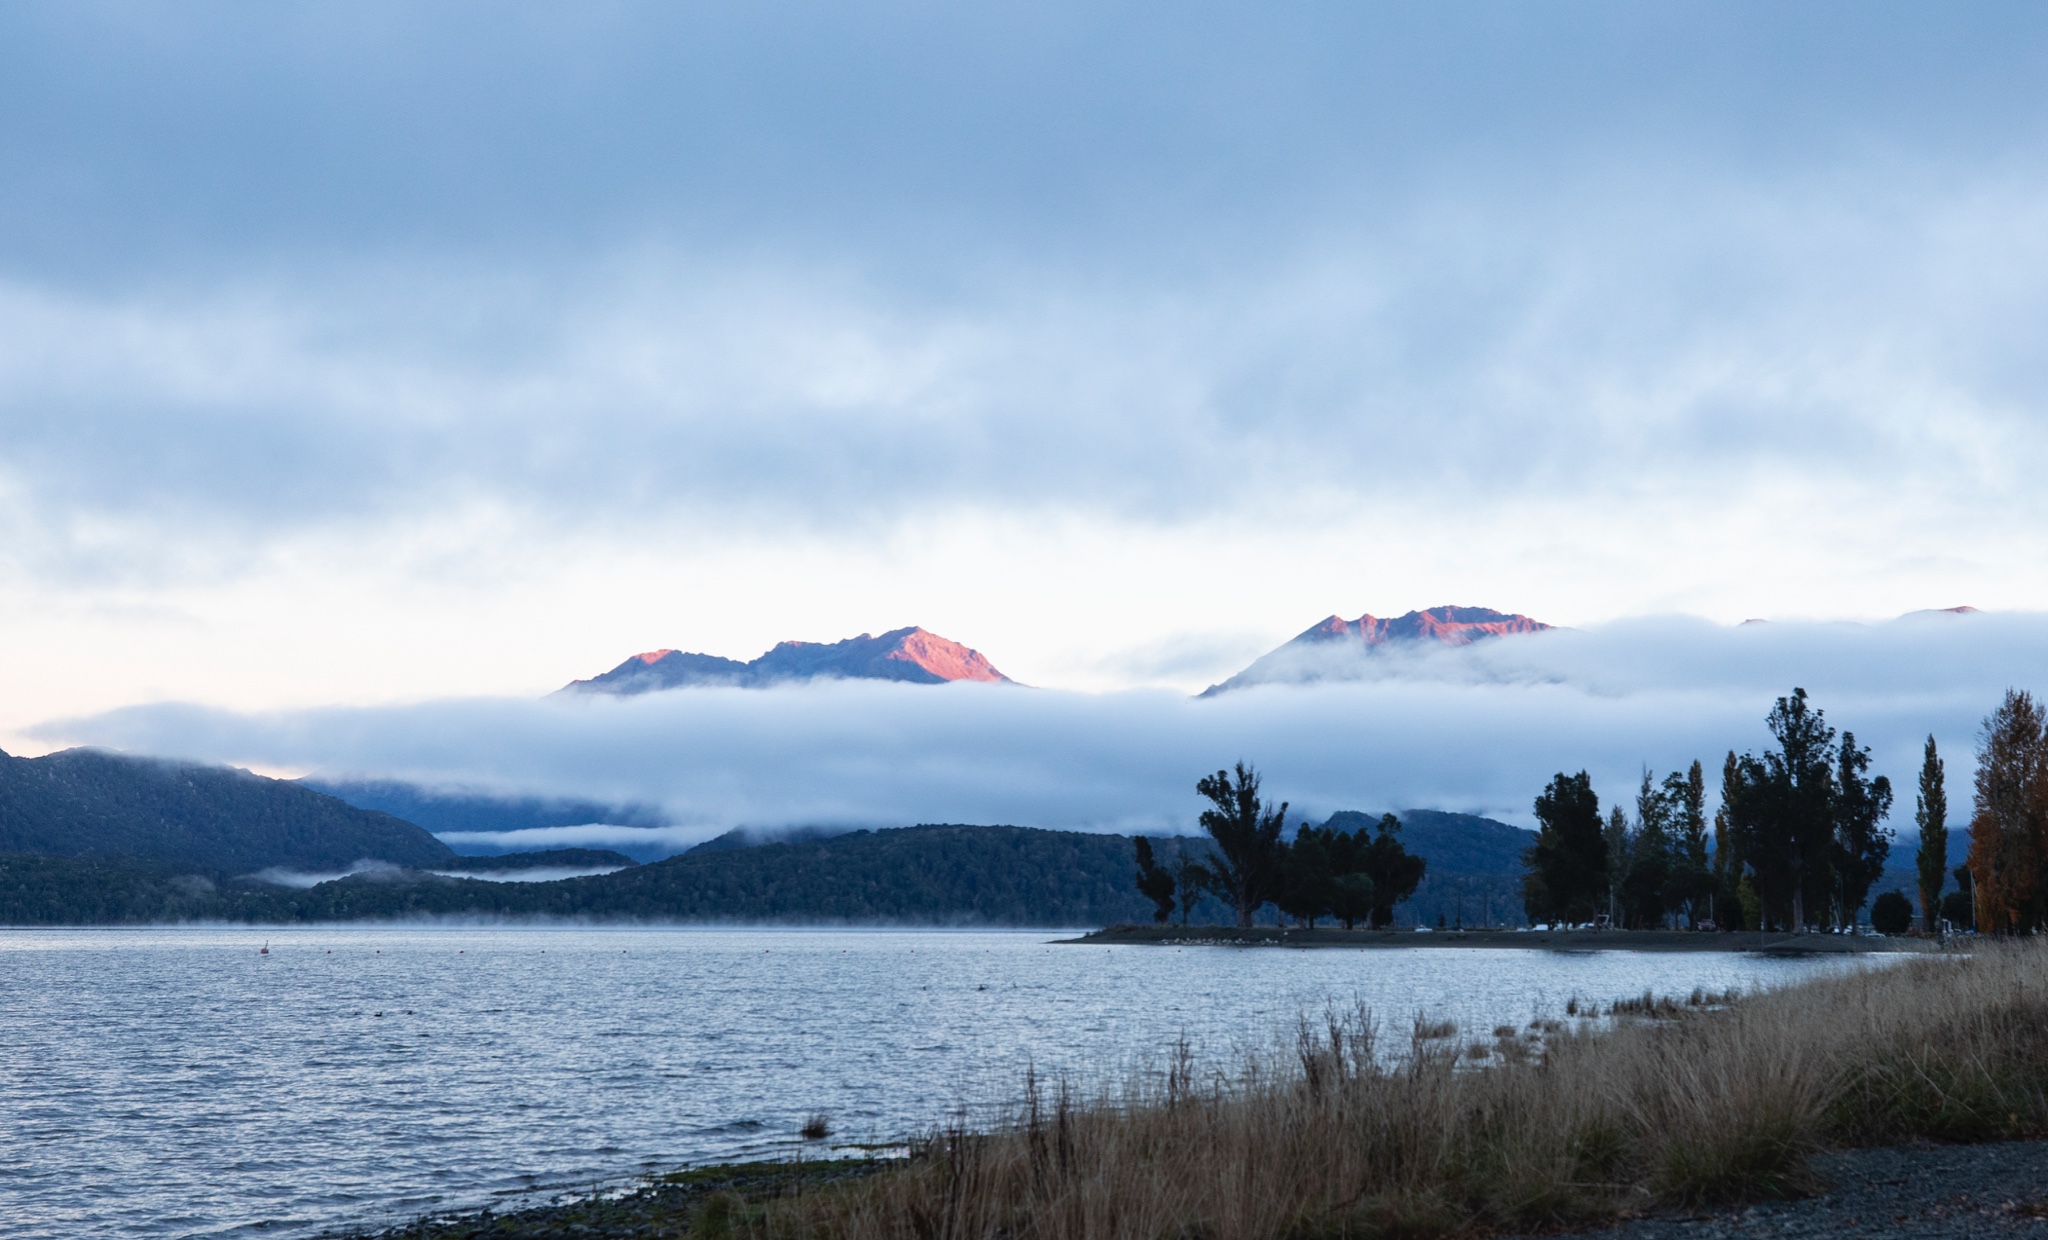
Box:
[562,626,1011,695]
[1203,605,1551,694]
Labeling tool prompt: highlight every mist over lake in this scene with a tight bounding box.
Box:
[1,926,1872,1240]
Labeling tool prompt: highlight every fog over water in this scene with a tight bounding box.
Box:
[0,926,1877,1240]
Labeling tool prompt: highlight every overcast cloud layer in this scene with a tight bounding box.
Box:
[6,4,2048,738]
[40,613,2044,850]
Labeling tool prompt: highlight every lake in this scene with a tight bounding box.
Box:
[0,925,1880,1239]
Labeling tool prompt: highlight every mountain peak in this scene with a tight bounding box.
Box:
[1299,606,1550,648]
[561,626,1011,695]
[1202,605,1550,694]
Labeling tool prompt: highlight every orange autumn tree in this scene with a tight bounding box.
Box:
[1968,689,2048,933]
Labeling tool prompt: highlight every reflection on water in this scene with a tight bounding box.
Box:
[0,925,1875,1239]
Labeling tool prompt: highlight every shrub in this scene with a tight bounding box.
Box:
[1871,890,1914,934]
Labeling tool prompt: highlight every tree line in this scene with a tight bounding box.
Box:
[1134,763,1426,929]
[1144,686,2048,936]
[1522,687,1920,931]
[1517,685,2048,935]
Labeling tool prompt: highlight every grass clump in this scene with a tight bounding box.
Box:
[745,940,2048,1240]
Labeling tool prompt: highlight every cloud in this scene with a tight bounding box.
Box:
[432,825,703,859]
[247,860,407,888]
[38,612,2047,845]
[9,5,2048,728]
[4,6,2048,589]
[426,864,630,883]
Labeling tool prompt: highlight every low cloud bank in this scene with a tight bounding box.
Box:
[431,824,699,859]
[247,860,406,888]
[428,865,629,883]
[40,612,2048,846]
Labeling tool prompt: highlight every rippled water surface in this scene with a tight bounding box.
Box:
[1,926,1877,1239]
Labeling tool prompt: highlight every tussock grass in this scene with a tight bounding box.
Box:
[757,941,2048,1240]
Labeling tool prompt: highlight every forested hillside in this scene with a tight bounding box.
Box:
[0,824,1159,925]
[0,748,456,871]
[0,809,1540,926]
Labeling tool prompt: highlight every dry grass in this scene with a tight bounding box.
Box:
[759,941,2048,1240]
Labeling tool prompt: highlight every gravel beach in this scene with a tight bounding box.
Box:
[1543,1141,2048,1240]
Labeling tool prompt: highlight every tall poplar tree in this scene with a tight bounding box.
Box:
[1713,751,1745,928]
[1620,771,1672,928]
[1968,691,2048,934]
[1667,761,1710,926]
[1603,805,1632,925]
[1914,735,1948,933]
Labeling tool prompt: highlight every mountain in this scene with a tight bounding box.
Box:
[1203,606,1551,694]
[561,626,1012,695]
[0,747,455,872]
[0,801,1543,926]
[0,824,1160,926]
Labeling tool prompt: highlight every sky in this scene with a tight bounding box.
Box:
[9,4,2048,837]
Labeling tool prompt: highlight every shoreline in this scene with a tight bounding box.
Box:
[331,1140,2048,1240]
[1068,923,1943,953]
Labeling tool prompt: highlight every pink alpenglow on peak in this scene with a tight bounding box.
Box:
[559,626,1012,695]
[1201,605,1552,695]
[1298,606,1551,647]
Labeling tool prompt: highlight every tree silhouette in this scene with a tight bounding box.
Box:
[1195,763,1287,928]
[1870,890,1913,935]
[1914,735,1947,933]
[1523,771,1605,924]
[1132,837,1177,923]
[1832,730,1893,926]
[1359,814,1425,928]
[1276,825,1338,928]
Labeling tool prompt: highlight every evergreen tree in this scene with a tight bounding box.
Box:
[1832,731,1893,927]
[1359,814,1426,928]
[1329,871,1376,930]
[1712,751,1748,929]
[1942,865,1975,931]
[1603,805,1632,926]
[1666,761,1710,927]
[1275,825,1338,928]
[1620,770,1673,928]
[1870,890,1914,935]
[1132,837,1177,923]
[1523,772,1605,924]
[1323,824,1377,929]
[1914,735,1947,933]
[1195,763,1288,928]
[1734,689,1837,929]
[1967,691,2048,934]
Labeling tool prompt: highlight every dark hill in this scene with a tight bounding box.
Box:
[1323,809,1537,928]
[529,824,1143,923]
[0,823,1158,925]
[0,748,455,872]
[1324,809,1535,875]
